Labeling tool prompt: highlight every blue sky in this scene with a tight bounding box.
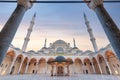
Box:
[0,1,120,52]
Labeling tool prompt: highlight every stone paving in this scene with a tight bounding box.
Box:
[0,74,120,80]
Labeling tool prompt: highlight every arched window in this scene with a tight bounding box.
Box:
[10,66,15,74]
[1,64,3,67]
[34,62,36,66]
[117,64,119,67]
[90,62,92,66]
[86,70,88,74]
[5,64,8,68]
[113,64,115,68]
[56,47,64,53]
[99,57,102,63]
[32,70,35,74]
[106,66,110,74]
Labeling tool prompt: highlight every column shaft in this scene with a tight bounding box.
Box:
[104,57,112,74]
[8,57,16,74]
[94,5,120,60]
[82,63,85,74]
[91,62,96,73]
[96,59,103,74]
[25,61,29,73]
[18,59,24,74]
[35,62,39,74]
[0,5,26,64]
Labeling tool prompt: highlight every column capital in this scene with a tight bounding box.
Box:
[17,0,35,10]
[84,0,103,10]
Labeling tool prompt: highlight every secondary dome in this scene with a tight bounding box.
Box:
[54,56,66,62]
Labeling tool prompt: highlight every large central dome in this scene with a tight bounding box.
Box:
[53,40,67,45]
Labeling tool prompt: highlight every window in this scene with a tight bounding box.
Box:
[90,62,92,66]
[1,64,3,67]
[86,70,88,74]
[117,64,119,67]
[99,57,102,63]
[113,64,115,68]
[29,63,31,66]
[5,64,8,68]
[32,70,35,74]
[34,62,36,66]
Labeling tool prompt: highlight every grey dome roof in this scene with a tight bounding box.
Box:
[54,56,66,62]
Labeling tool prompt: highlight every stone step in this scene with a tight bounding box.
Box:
[0,74,120,80]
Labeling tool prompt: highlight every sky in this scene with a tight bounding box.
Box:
[0,0,120,52]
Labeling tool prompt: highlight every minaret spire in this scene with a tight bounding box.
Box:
[84,13,98,52]
[44,38,47,47]
[22,13,36,52]
[73,38,76,48]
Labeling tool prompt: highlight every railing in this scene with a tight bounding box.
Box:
[0,74,120,80]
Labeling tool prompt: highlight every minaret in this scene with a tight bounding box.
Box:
[73,38,76,48]
[44,38,47,48]
[84,13,98,52]
[22,13,36,52]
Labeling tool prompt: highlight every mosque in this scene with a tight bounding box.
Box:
[0,12,120,77]
[0,0,120,80]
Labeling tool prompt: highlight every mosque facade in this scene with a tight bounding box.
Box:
[0,39,120,76]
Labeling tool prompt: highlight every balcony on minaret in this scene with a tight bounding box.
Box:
[30,21,35,25]
[24,38,30,41]
[28,28,32,32]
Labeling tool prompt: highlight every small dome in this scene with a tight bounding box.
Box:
[54,56,66,62]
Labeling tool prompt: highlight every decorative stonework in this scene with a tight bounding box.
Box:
[84,0,103,10]
[17,0,35,10]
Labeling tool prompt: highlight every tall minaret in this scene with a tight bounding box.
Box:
[84,13,98,52]
[22,13,36,52]
[44,38,47,48]
[73,38,76,48]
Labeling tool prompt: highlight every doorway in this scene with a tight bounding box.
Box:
[57,66,64,76]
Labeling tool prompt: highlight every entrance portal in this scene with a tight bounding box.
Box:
[57,66,64,76]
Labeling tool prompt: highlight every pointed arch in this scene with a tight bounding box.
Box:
[105,51,120,74]
[27,58,37,74]
[0,51,16,75]
[11,54,23,74]
[74,58,83,74]
[38,58,46,74]
[97,54,110,74]
[92,57,101,74]
[83,58,94,74]
[20,57,29,74]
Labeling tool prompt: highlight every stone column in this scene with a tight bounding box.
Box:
[25,60,30,73]
[35,62,39,74]
[73,63,76,74]
[84,0,120,60]
[51,65,54,76]
[0,0,34,64]
[91,61,96,74]
[82,63,85,74]
[45,62,48,74]
[18,58,24,74]
[67,65,69,75]
[8,56,16,74]
[103,57,112,74]
[96,59,103,74]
